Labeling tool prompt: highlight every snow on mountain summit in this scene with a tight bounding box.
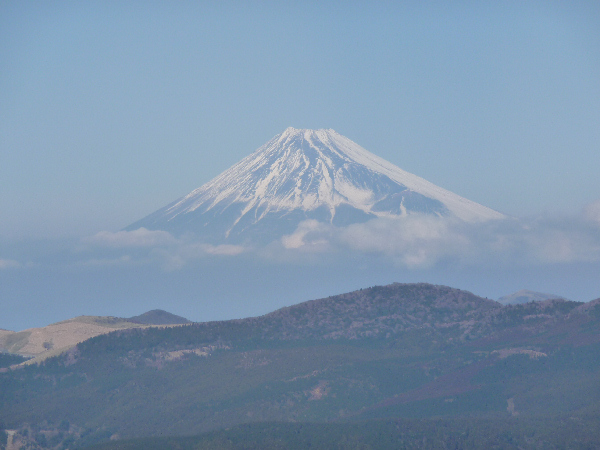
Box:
[127,128,504,243]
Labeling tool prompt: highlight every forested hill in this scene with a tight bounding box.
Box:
[261,283,500,339]
[78,282,592,347]
[1,283,600,449]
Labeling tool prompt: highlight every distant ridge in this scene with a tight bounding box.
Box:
[127,309,191,325]
[497,289,570,305]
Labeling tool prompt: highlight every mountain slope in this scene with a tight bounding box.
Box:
[0,311,191,361]
[0,316,144,358]
[127,128,504,243]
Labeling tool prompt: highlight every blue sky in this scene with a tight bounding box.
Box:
[2,1,599,238]
[1,2,600,330]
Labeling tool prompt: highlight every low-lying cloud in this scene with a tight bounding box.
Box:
[338,216,470,268]
[281,220,333,252]
[151,241,246,271]
[584,199,600,225]
[0,258,21,269]
[280,199,600,269]
[79,228,246,271]
[83,228,176,248]
[73,199,600,271]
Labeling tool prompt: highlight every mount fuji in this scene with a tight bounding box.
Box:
[127,128,504,244]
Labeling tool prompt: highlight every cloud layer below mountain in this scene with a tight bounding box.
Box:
[280,200,600,269]
[57,199,600,271]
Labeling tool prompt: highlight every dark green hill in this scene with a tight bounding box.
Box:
[0,352,27,369]
[127,309,191,325]
[1,283,599,449]
[85,418,600,450]
[261,282,500,340]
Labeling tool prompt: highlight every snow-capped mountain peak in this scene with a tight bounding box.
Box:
[127,128,504,243]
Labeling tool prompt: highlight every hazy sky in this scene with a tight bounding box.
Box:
[2,1,599,239]
[2,2,600,331]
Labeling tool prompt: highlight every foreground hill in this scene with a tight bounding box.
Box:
[1,283,599,449]
[85,418,600,450]
[261,283,499,339]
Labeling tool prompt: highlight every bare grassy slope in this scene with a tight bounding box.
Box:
[0,313,192,363]
[0,316,147,357]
